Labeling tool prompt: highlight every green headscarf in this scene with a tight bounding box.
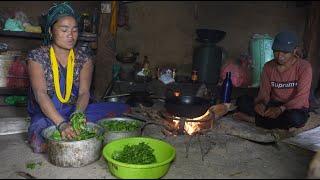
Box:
[43,2,79,45]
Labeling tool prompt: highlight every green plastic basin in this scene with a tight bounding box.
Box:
[102,137,176,179]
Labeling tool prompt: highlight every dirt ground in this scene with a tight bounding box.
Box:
[0,116,316,179]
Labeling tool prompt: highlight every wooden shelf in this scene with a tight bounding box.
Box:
[0,30,97,42]
[0,87,27,95]
[120,1,138,5]
[0,31,41,39]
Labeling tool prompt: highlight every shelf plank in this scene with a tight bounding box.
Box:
[0,87,27,95]
[0,117,29,135]
[120,1,137,5]
[0,30,41,39]
[0,30,97,42]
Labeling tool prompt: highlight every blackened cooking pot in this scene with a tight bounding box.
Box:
[164,95,211,118]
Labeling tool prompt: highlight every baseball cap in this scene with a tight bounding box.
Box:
[272,31,298,53]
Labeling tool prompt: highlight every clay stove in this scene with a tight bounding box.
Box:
[129,104,228,161]
[160,108,216,161]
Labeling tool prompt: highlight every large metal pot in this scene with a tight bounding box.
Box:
[116,52,139,63]
[42,122,104,168]
[97,117,143,145]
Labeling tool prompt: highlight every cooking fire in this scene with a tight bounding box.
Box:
[129,104,230,161]
[166,109,213,135]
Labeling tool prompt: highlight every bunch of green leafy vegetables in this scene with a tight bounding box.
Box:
[101,120,140,132]
[112,142,156,164]
[51,111,98,141]
[26,162,42,170]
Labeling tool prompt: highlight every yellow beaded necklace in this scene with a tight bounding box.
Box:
[50,46,75,103]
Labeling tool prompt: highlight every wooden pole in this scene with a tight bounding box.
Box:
[303,1,320,94]
[93,1,117,99]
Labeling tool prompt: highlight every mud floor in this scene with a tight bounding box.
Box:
[0,122,315,179]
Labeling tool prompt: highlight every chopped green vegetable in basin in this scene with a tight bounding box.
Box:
[112,142,156,165]
[101,120,140,132]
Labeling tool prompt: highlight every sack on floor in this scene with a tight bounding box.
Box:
[220,56,252,87]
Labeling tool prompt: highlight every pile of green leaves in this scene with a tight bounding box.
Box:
[101,120,140,132]
[26,162,42,170]
[52,130,62,141]
[112,142,156,165]
[51,111,97,141]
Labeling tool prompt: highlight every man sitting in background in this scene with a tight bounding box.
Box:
[234,31,312,130]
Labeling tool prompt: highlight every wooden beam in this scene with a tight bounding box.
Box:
[93,1,117,99]
[303,1,320,93]
[0,117,29,135]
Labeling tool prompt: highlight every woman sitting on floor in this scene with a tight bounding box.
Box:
[27,2,130,153]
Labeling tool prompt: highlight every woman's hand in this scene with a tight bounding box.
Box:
[58,122,77,140]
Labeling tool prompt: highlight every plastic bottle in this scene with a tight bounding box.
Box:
[221,72,233,103]
[142,56,150,76]
[191,70,198,84]
[172,68,176,80]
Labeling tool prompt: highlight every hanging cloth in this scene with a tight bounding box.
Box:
[50,46,75,103]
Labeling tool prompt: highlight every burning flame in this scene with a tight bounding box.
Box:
[171,109,212,135]
[173,91,181,97]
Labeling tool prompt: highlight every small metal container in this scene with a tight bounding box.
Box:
[42,122,104,168]
[105,96,121,103]
[97,117,143,145]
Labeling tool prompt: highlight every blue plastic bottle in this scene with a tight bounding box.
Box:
[221,72,233,103]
